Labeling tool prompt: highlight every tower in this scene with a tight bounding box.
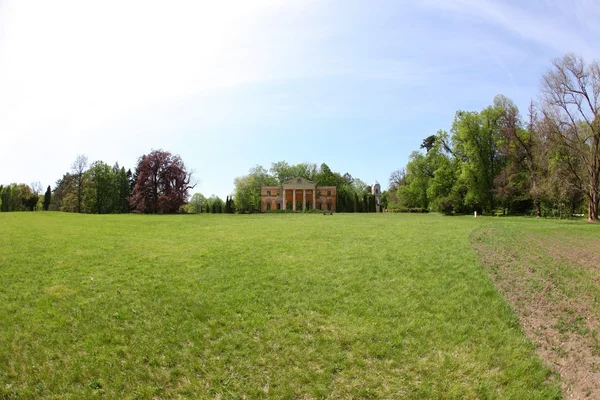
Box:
[371,180,381,212]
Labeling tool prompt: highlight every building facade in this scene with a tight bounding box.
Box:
[371,180,381,213]
[261,177,336,212]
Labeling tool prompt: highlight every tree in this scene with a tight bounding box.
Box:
[426,138,461,213]
[380,190,389,211]
[224,196,231,213]
[492,99,556,216]
[187,193,206,214]
[388,169,406,190]
[404,152,432,208]
[270,161,318,183]
[0,183,38,211]
[115,166,131,213]
[22,184,39,211]
[420,135,437,152]
[87,161,115,214]
[43,185,52,211]
[0,185,12,211]
[49,174,76,212]
[71,154,88,213]
[233,165,277,213]
[452,106,505,213]
[31,181,42,197]
[207,195,225,213]
[129,168,137,192]
[130,150,195,214]
[315,163,336,186]
[541,53,600,221]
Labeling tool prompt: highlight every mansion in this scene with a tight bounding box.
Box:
[261,177,336,212]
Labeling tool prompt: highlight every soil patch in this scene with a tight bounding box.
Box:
[471,228,600,399]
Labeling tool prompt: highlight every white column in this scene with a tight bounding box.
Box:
[303,189,306,211]
[293,189,296,211]
[313,189,316,210]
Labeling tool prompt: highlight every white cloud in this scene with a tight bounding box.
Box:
[417,0,597,58]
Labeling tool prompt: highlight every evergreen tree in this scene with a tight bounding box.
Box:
[0,185,6,212]
[117,167,131,213]
[43,185,51,211]
[128,168,135,191]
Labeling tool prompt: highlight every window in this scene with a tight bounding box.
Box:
[277,190,280,195]
[317,190,321,195]
[277,203,281,210]
[327,203,332,211]
[266,203,271,211]
[327,190,331,196]
[267,190,271,196]
[317,202,322,210]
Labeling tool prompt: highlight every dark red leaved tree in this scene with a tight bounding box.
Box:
[130,150,195,213]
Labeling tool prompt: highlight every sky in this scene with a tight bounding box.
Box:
[2,0,600,199]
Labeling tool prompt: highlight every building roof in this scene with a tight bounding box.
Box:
[282,177,316,185]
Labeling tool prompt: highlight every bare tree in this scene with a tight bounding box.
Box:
[388,168,406,191]
[71,154,88,213]
[541,53,600,221]
[497,100,552,217]
[30,181,43,195]
[527,104,554,217]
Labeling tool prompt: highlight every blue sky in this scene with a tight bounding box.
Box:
[1,0,600,199]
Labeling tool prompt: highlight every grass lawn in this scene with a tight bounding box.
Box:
[0,212,565,399]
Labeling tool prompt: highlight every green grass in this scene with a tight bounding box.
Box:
[0,212,562,399]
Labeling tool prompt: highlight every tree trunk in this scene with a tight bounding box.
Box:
[588,161,599,221]
[590,134,600,221]
[77,175,83,213]
[589,191,599,222]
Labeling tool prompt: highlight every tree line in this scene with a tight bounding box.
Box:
[0,183,51,212]
[388,53,600,222]
[1,149,196,214]
[233,161,382,213]
[183,193,235,214]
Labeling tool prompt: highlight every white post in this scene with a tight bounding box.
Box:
[474,211,477,218]
[303,190,306,211]
[293,189,296,211]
